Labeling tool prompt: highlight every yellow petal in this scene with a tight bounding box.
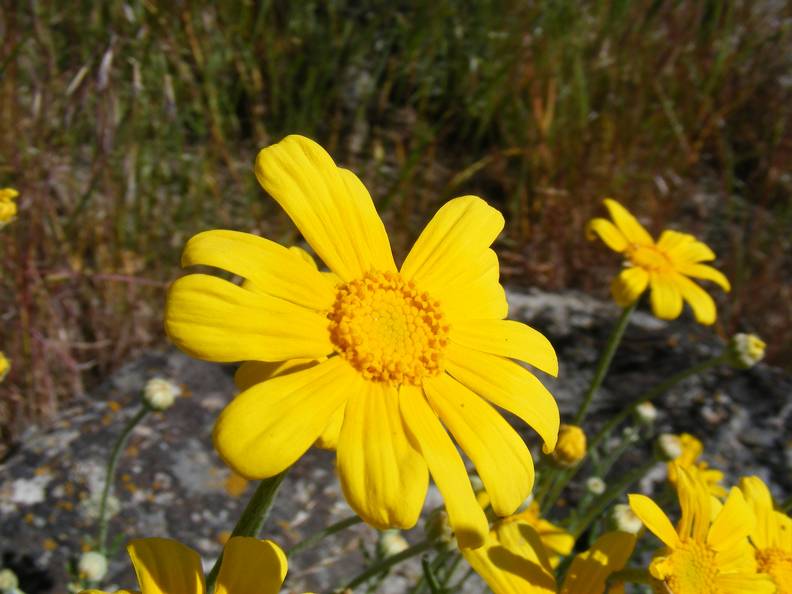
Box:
[234,359,320,391]
[254,135,396,281]
[738,476,774,549]
[560,531,636,594]
[628,494,680,548]
[400,196,508,320]
[165,274,333,363]
[444,343,559,453]
[423,374,533,517]
[463,522,556,594]
[610,267,649,307]
[672,273,717,325]
[586,218,628,252]
[716,574,777,594]
[449,319,557,377]
[215,537,287,594]
[707,488,753,552]
[648,272,683,320]
[603,199,653,246]
[182,230,335,310]
[314,404,344,450]
[127,539,204,594]
[399,384,488,549]
[80,591,138,594]
[336,381,429,529]
[677,262,731,291]
[213,358,357,478]
[657,229,716,263]
[675,466,711,542]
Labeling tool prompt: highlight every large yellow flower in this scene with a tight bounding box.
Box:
[587,198,730,324]
[740,476,792,594]
[629,467,775,594]
[462,515,635,594]
[81,537,300,594]
[165,135,559,548]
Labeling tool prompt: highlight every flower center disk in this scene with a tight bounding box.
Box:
[656,540,719,594]
[627,244,673,272]
[757,548,792,594]
[328,270,449,385]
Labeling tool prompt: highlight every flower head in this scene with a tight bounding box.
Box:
[165,135,560,548]
[629,467,775,594]
[587,198,730,324]
[610,503,643,535]
[667,434,726,497]
[142,377,181,411]
[740,476,792,594]
[0,569,19,592]
[0,188,18,226]
[0,352,9,383]
[586,477,606,495]
[728,334,766,369]
[78,552,108,582]
[80,537,298,594]
[551,424,586,467]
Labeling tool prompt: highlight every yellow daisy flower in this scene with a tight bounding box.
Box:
[80,537,304,594]
[587,198,730,324]
[462,516,635,594]
[740,476,792,594]
[165,135,560,548]
[0,351,10,383]
[667,433,726,497]
[0,187,18,225]
[629,467,775,594]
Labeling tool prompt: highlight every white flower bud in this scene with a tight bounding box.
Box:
[378,529,409,557]
[424,509,456,550]
[656,433,682,461]
[635,401,657,424]
[586,477,606,495]
[611,504,643,534]
[78,551,108,582]
[142,377,181,411]
[728,334,766,369]
[0,569,19,591]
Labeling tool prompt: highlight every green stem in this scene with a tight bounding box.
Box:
[286,515,362,557]
[540,468,573,515]
[205,471,288,593]
[573,302,636,425]
[97,405,149,554]
[781,495,792,514]
[343,540,433,592]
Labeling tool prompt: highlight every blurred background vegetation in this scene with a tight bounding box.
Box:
[1,0,790,448]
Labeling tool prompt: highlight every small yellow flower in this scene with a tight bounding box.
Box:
[740,476,792,594]
[80,537,304,594]
[587,198,730,324]
[629,467,776,594]
[0,187,19,225]
[551,424,586,467]
[667,433,726,497]
[165,135,560,548]
[0,351,9,383]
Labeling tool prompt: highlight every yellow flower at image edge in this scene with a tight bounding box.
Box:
[80,537,304,594]
[165,135,560,548]
[629,467,776,593]
[0,187,19,225]
[587,198,730,324]
[0,351,10,383]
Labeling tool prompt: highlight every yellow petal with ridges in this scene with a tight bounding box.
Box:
[603,199,654,246]
[182,230,335,310]
[127,538,204,594]
[234,359,321,391]
[213,358,357,478]
[707,488,753,552]
[424,373,533,517]
[658,229,716,263]
[450,319,557,377]
[560,531,636,594]
[628,494,680,548]
[739,476,774,549]
[254,135,395,281]
[677,262,731,291]
[314,404,344,450]
[399,384,488,549]
[215,537,287,594]
[672,273,717,325]
[337,381,428,529]
[165,274,333,363]
[610,267,649,307]
[444,343,559,453]
[586,217,628,252]
[648,272,683,320]
[716,574,777,594]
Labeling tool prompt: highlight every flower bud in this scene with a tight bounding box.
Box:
[0,188,19,226]
[586,477,606,495]
[655,433,682,461]
[610,503,643,534]
[377,529,409,557]
[424,509,456,550]
[727,333,766,369]
[0,352,10,383]
[0,569,19,592]
[551,424,587,467]
[635,401,657,424]
[142,377,181,411]
[78,551,108,582]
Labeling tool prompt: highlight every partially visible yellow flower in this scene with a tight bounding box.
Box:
[587,198,730,325]
[667,433,726,497]
[165,135,561,548]
[80,537,306,594]
[0,352,9,383]
[629,467,775,594]
[0,188,18,225]
[551,424,586,467]
[462,515,635,594]
[740,476,792,594]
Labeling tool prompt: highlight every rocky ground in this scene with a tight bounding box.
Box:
[1,289,790,594]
